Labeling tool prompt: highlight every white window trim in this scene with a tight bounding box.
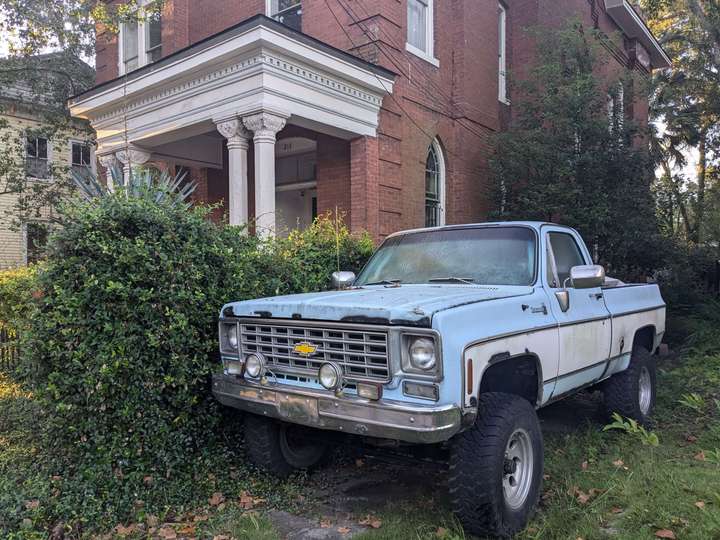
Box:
[25,134,53,182]
[426,138,446,227]
[69,139,97,174]
[118,0,159,75]
[265,0,301,17]
[498,3,509,104]
[405,0,439,67]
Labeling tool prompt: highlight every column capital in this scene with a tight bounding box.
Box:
[116,145,152,166]
[216,117,251,149]
[97,153,117,168]
[243,111,287,143]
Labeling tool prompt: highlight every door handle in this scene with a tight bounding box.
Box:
[522,303,548,315]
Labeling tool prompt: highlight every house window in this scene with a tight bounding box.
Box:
[26,136,49,179]
[268,0,302,31]
[425,139,445,227]
[71,142,92,169]
[119,8,162,74]
[406,0,436,64]
[498,4,508,103]
[146,14,162,62]
[608,83,625,135]
[25,223,49,264]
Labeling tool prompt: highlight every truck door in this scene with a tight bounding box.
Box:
[542,227,611,400]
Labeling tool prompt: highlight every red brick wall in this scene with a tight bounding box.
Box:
[92,0,654,239]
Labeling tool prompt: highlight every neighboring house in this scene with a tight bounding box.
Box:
[68,0,668,239]
[0,53,95,268]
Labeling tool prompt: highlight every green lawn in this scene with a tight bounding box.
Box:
[1,305,719,539]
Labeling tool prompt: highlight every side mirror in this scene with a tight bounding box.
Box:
[570,264,605,289]
[331,271,356,290]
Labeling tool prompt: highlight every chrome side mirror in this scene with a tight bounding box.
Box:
[570,264,606,289]
[555,290,570,312]
[331,271,356,290]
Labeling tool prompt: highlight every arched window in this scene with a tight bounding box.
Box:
[425,139,445,227]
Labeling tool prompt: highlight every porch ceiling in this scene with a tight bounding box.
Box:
[69,15,395,155]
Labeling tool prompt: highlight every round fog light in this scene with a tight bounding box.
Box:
[245,353,265,379]
[319,362,342,390]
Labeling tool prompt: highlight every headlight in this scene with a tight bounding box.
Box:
[409,337,436,370]
[319,362,342,390]
[222,323,239,351]
[245,353,265,379]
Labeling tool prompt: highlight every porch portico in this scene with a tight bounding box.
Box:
[70,15,394,235]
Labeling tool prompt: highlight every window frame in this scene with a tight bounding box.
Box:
[70,140,96,173]
[266,0,302,31]
[118,1,162,75]
[25,134,52,181]
[498,3,509,104]
[405,0,439,67]
[424,138,446,228]
[544,231,588,289]
[23,221,50,266]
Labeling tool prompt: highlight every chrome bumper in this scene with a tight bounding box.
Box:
[212,374,462,444]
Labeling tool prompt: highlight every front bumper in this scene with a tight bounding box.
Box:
[212,374,462,444]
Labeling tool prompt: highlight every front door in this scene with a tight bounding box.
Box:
[542,226,611,399]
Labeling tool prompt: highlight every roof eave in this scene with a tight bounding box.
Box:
[604,0,671,69]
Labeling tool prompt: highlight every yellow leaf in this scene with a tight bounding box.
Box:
[655,530,676,539]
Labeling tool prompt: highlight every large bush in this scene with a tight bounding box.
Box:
[24,194,373,478]
[0,265,39,332]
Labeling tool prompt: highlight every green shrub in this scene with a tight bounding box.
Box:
[22,195,373,481]
[0,265,40,333]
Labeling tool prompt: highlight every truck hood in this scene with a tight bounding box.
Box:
[222,284,534,327]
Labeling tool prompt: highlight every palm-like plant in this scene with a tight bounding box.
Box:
[71,163,197,207]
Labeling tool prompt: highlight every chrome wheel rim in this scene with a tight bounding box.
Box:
[638,366,652,415]
[503,428,534,510]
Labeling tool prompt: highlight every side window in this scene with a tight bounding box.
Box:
[547,232,585,288]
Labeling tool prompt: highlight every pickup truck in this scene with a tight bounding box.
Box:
[213,222,665,538]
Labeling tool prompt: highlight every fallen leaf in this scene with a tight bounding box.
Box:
[177,524,196,535]
[337,526,351,534]
[612,459,624,467]
[114,524,135,536]
[694,451,706,461]
[359,515,382,529]
[320,519,332,528]
[611,506,623,514]
[686,434,698,443]
[209,492,225,506]
[655,530,676,539]
[143,476,153,486]
[695,501,706,509]
[192,514,209,523]
[146,515,159,527]
[212,536,230,540]
[158,527,177,539]
[542,474,550,480]
[436,527,448,538]
[25,500,40,510]
[355,459,365,467]
[581,461,588,471]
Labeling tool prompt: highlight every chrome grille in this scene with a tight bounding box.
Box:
[239,320,390,382]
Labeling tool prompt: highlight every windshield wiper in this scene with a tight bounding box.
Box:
[429,277,476,284]
[364,279,402,286]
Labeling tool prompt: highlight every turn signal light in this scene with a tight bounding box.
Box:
[357,382,382,400]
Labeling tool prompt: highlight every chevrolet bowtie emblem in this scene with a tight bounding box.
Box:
[293,342,318,356]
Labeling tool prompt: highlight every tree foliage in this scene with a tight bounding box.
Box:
[491,22,662,278]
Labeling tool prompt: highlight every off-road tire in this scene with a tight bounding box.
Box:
[603,346,656,426]
[244,414,328,477]
[449,392,544,538]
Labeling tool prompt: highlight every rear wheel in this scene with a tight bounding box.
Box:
[244,414,329,477]
[449,393,543,538]
[603,347,656,426]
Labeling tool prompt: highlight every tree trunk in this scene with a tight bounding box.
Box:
[693,128,708,244]
[661,159,692,240]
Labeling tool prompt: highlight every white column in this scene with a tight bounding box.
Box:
[216,118,251,227]
[115,146,151,187]
[97,154,118,192]
[243,112,287,236]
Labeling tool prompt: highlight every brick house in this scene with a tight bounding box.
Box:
[68,0,668,240]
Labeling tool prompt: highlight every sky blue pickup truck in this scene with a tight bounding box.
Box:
[213,222,666,538]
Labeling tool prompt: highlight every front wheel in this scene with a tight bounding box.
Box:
[449,392,544,538]
[603,347,656,426]
[244,414,329,477]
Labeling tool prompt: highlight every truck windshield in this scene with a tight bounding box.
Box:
[355,226,537,286]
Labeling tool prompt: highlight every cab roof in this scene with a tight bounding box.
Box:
[385,221,577,239]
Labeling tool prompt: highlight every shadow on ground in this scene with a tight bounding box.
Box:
[268,391,606,539]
